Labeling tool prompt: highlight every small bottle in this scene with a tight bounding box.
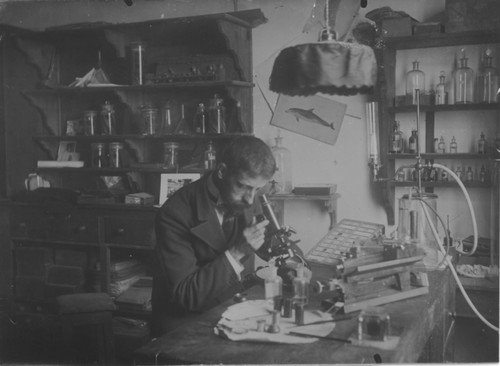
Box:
[465,166,474,182]
[454,48,474,104]
[162,102,175,134]
[437,136,446,154]
[450,136,458,153]
[265,264,283,312]
[100,101,116,135]
[108,142,124,168]
[479,165,487,183]
[435,71,447,105]
[389,121,403,153]
[408,130,418,154]
[163,142,179,170]
[478,132,487,154]
[204,141,217,170]
[406,60,425,105]
[478,48,499,104]
[271,133,293,194]
[174,104,190,134]
[454,165,463,181]
[91,142,107,168]
[193,103,208,134]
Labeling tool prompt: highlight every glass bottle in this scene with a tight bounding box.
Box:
[265,264,283,311]
[454,48,474,104]
[83,110,98,136]
[162,102,175,134]
[454,165,463,181]
[478,48,499,104]
[271,133,293,194]
[204,140,217,170]
[465,166,474,182]
[139,105,159,135]
[435,71,447,105]
[478,132,487,154]
[479,165,487,183]
[193,103,208,134]
[163,142,179,170]
[207,94,226,134]
[108,142,124,168]
[450,136,458,153]
[91,142,107,168]
[389,121,403,153]
[406,60,425,105]
[437,136,446,154]
[293,264,309,307]
[100,101,116,135]
[174,104,190,134]
[408,130,418,154]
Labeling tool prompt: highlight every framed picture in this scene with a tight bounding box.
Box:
[159,173,201,205]
[57,141,80,161]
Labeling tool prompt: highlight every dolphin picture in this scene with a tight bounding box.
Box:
[285,107,335,130]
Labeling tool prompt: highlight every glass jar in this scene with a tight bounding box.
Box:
[163,142,179,170]
[271,134,293,194]
[83,110,98,136]
[478,48,498,104]
[130,42,146,85]
[108,142,124,168]
[454,48,474,104]
[437,136,446,154]
[100,101,116,135]
[139,105,159,135]
[389,121,403,153]
[91,142,107,168]
[450,136,458,153]
[358,307,391,341]
[162,102,175,134]
[408,130,418,154]
[208,94,226,134]
[435,71,447,105]
[406,60,425,105]
[193,103,208,134]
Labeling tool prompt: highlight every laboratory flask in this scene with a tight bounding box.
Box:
[397,193,440,268]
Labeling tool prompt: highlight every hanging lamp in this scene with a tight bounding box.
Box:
[269,0,377,97]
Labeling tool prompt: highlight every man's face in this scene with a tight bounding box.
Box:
[220,170,269,214]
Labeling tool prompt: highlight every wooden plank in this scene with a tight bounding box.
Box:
[344,286,429,313]
[356,255,425,273]
[345,264,413,283]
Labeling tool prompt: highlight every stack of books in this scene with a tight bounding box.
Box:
[115,276,152,313]
[108,259,147,298]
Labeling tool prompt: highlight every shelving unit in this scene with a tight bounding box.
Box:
[375,30,500,225]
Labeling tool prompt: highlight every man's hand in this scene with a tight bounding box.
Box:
[228,217,269,262]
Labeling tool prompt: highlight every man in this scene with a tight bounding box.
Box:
[151,136,276,336]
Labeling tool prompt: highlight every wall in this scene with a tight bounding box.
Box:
[0,0,495,253]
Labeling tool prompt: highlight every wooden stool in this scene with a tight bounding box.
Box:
[57,293,116,364]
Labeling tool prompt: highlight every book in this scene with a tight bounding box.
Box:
[292,184,337,196]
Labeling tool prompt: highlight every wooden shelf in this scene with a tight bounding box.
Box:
[390,181,491,188]
[389,103,499,113]
[387,153,493,160]
[33,133,251,143]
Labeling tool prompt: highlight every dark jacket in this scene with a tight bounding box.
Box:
[151,173,258,336]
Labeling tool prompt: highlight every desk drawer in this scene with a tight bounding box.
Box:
[103,217,155,247]
[52,214,98,243]
[11,207,49,239]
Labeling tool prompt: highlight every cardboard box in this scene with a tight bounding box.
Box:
[125,192,155,205]
[381,17,414,37]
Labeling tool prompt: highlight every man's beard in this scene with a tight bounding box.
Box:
[220,197,251,216]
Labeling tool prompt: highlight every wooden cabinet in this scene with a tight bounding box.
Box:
[0,9,266,324]
[375,31,500,225]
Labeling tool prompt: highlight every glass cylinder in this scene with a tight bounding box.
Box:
[406,60,425,105]
[83,110,98,136]
[193,103,208,134]
[108,142,124,168]
[139,105,159,136]
[454,48,474,104]
[91,142,107,168]
[130,42,146,85]
[478,48,499,104]
[100,101,116,135]
[208,94,226,134]
[163,142,179,170]
[265,266,283,312]
[292,264,309,306]
[389,121,403,153]
[435,71,447,105]
[162,102,175,134]
[204,140,217,170]
[271,134,293,194]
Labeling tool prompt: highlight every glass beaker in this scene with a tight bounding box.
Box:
[139,105,159,135]
[91,142,107,168]
[100,101,116,135]
[130,42,146,85]
[163,142,179,170]
[397,193,439,268]
[83,110,98,136]
[108,142,124,168]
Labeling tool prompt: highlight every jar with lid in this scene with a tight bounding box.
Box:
[454,48,474,104]
[130,42,146,85]
[108,142,124,168]
[91,142,107,168]
[162,102,175,134]
[478,48,498,104]
[100,101,116,135]
[406,60,425,105]
[163,142,179,170]
[271,133,293,194]
[83,110,98,136]
[139,105,159,135]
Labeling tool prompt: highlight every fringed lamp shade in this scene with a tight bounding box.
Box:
[269,40,377,97]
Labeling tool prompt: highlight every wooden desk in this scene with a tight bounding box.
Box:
[135,270,455,364]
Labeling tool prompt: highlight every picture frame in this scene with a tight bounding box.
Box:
[159,173,201,205]
[57,141,80,161]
